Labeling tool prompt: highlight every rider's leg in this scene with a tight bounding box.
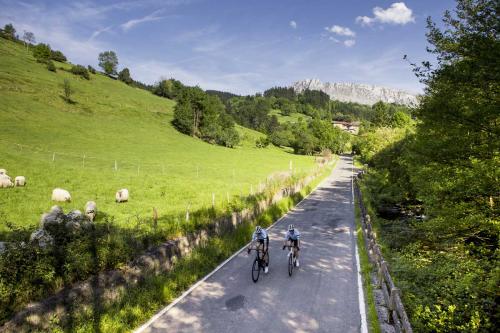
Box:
[264,237,269,273]
[294,240,300,267]
[257,241,264,260]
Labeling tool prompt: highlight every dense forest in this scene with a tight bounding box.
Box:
[355,0,499,331]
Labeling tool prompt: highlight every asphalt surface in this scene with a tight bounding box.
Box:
[141,155,362,333]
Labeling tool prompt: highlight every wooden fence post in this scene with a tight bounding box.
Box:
[389,287,400,312]
[153,207,158,229]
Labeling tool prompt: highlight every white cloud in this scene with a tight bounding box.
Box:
[355,16,374,26]
[289,20,297,29]
[120,9,165,32]
[356,2,415,26]
[325,25,356,37]
[89,25,114,41]
[343,39,356,47]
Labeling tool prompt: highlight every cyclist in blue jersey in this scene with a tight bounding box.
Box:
[247,226,269,273]
[282,224,301,267]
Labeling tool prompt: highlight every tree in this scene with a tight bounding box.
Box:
[2,24,16,40]
[63,79,73,102]
[154,79,184,99]
[50,50,67,62]
[32,43,52,63]
[391,110,411,128]
[372,101,391,127]
[173,87,239,147]
[98,51,118,75]
[22,31,35,50]
[118,68,132,84]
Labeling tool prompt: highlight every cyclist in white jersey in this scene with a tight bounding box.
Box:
[282,224,300,267]
[247,226,269,273]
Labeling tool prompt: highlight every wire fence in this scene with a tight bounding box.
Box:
[0,138,323,225]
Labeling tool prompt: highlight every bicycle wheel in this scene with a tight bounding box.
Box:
[252,258,260,283]
[288,252,293,276]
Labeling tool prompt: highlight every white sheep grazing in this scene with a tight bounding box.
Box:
[115,189,129,203]
[84,201,97,221]
[15,176,26,187]
[0,169,6,175]
[0,174,11,181]
[52,188,71,202]
[0,176,13,188]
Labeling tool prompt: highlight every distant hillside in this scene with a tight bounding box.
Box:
[206,89,240,103]
[292,79,418,106]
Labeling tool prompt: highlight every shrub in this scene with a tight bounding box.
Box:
[32,43,51,63]
[50,50,67,62]
[70,64,90,80]
[63,79,72,102]
[46,61,56,72]
[87,65,96,74]
[255,136,270,148]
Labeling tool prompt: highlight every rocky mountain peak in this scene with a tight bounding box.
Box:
[292,79,418,106]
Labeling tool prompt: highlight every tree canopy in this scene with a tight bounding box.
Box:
[98,51,118,76]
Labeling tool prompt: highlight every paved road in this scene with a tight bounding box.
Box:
[141,155,363,333]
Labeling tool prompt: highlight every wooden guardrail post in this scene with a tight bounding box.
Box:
[153,207,158,229]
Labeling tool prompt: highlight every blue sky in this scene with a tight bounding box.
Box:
[1,0,455,95]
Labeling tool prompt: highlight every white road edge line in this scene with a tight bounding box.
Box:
[134,163,335,333]
[352,159,369,333]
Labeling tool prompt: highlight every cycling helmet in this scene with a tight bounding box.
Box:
[288,224,295,231]
[255,225,262,233]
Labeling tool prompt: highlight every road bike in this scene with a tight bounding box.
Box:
[284,245,298,277]
[249,247,268,283]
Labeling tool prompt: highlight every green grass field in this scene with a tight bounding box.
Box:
[0,39,316,232]
[269,109,311,124]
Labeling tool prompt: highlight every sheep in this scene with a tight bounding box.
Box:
[15,176,26,187]
[85,201,97,221]
[52,188,71,202]
[0,176,13,188]
[115,189,129,203]
[0,169,6,175]
[0,174,11,181]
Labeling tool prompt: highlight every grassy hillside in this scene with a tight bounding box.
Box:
[269,108,311,124]
[0,39,315,232]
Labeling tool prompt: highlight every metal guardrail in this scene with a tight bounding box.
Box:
[354,173,412,333]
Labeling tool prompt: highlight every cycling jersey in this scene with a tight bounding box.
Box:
[252,229,268,241]
[285,229,300,241]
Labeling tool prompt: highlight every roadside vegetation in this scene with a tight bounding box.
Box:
[354,197,381,333]
[355,1,499,331]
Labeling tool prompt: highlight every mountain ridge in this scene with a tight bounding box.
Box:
[292,79,419,106]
